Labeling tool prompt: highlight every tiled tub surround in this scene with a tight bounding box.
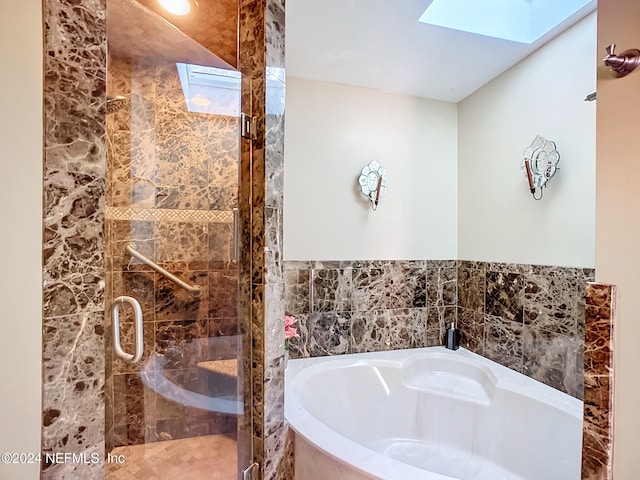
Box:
[286,260,593,400]
[105,54,241,449]
[457,261,594,400]
[285,260,457,357]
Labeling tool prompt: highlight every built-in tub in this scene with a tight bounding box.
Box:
[285,347,583,480]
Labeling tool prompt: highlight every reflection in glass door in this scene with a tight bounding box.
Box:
[104,2,248,478]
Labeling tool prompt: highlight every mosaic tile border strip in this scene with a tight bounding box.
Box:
[106,206,234,223]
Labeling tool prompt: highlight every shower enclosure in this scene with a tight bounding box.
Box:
[42,0,288,476]
[103,0,249,478]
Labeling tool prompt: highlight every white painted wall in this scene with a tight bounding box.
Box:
[596,1,640,477]
[0,1,43,479]
[457,13,596,268]
[284,77,458,261]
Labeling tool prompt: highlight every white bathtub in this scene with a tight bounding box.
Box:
[285,347,583,480]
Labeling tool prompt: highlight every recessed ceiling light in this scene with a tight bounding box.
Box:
[418,0,592,44]
[158,0,191,16]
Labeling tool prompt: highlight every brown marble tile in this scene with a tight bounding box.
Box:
[42,313,105,454]
[388,308,428,350]
[264,282,287,364]
[112,373,154,430]
[484,316,523,373]
[457,266,485,313]
[43,0,107,474]
[264,424,295,480]
[351,311,389,353]
[155,222,209,271]
[155,271,209,321]
[485,272,524,323]
[209,222,235,269]
[582,283,615,480]
[284,268,310,315]
[524,274,579,336]
[43,171,105,318]
[264,355,285,439]
[264,207,283,284]
[311,268,353,313]
[522,327,581,398]
[427,266,457,307]
[293,312,351,357]
[209,317,239,337]
[208,270,239,319]
[352,264,425,311]
[457,308,484,355]
[155,320,210,370]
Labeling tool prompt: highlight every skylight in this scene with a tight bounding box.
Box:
[418,0,592,44]
[176,63,241,116]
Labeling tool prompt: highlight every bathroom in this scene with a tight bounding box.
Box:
[2,2,638,478]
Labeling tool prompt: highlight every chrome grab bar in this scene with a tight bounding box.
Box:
[124,242,203,298]
[111,296,144,364]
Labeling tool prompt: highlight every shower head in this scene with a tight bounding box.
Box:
[107,95,129,114]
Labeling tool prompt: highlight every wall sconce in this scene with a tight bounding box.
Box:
[521,135,560,200]
[358,160,388,211]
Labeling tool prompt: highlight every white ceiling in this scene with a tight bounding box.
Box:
[285,0,597,103]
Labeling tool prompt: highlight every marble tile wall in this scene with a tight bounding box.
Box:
[45,0,287,478]
[287,259,593,401]
[457,261,594,400]
[286,260,457,358]
[105,54,241,449]
[42,0,107,478]
[581,283,615,480]
[240,0,292,478]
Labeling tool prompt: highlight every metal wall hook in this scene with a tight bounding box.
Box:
[603,43,640,78]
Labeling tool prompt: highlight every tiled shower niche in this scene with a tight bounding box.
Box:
[105,54,241,449]
[286,259,594,400]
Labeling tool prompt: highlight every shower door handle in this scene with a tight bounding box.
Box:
[111,296,144,364]
[232,207,240,262]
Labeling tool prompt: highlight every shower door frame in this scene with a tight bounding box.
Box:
[40,0,270,478]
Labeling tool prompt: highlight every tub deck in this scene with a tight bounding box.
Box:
[285,347,583,480]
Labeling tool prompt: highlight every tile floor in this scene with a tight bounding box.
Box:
[106,434,237,480]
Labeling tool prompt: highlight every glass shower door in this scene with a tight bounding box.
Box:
[104,3,249,478]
